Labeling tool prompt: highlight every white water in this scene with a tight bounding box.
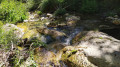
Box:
[63,27,83,45]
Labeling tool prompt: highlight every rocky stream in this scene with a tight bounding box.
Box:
[1,12,120,67]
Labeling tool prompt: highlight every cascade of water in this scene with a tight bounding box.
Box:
[46,26,83,45]
[63,27,83,45]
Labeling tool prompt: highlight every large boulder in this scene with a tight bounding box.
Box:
[33,42,96,67]
[106,15,120,25]
[74,31,120,67]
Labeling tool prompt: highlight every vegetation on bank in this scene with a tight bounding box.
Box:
[0,0,119,24]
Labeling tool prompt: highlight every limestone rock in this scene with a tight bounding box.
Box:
[76,31,120,67]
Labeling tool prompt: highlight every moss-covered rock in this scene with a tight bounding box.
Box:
[61,46,96,67]
[72,31,87,44]
[37,27,66,40]
[17,22,40,40]
[34,47,61,67]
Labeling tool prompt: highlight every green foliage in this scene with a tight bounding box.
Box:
[0,21,3,27]
[36,11,42,15]
[25,0,42,10]
[0,0,27,24]
[58,0,64,3]
[0,28,18,50]
[81,0,98,13]
[0,0,1,3]
[32,38,47,47]
[62,0,80,12]
[39,0,81,13]
[54,8,66,16]
[25,0,34,10]
[40,0,58,13]
[100,0,120,10]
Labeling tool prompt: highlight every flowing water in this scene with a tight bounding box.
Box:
[63,27,83,45]
[47,26,83,45]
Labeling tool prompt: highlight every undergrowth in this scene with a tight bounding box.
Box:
[0,0,28,24]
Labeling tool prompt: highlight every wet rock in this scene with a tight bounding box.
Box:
[72,31,87,44]
[47,22,67,28]
[65,15,80,21]
[67,20,77,27]
[112,19,120,25]
[75,31,120,67]
[47,13,53,18]
[47,41,66,53]
[40,35,54,44]
[47,22,58,27]
[37,27,66,40]
[65,15,80,27]
[106,15,120,25]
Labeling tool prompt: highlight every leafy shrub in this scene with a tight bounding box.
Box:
[81,0,98,13]
[62,0,80,12]
[54,8,66,16]
[25,0,42,11]
[31,38,47,47]
[0,21,3,27]
[0,28,18,50]
[25,0,34,10]
[36,11,42,15]
[0,0,27,24]
[40,0,59,13]
[0,0,1,3]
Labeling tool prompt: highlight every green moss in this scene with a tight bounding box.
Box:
[71,50,77,53]
[36,11,42,15]
[78,36,85,41]
[17,22,39,40]
[99,37,103,39]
